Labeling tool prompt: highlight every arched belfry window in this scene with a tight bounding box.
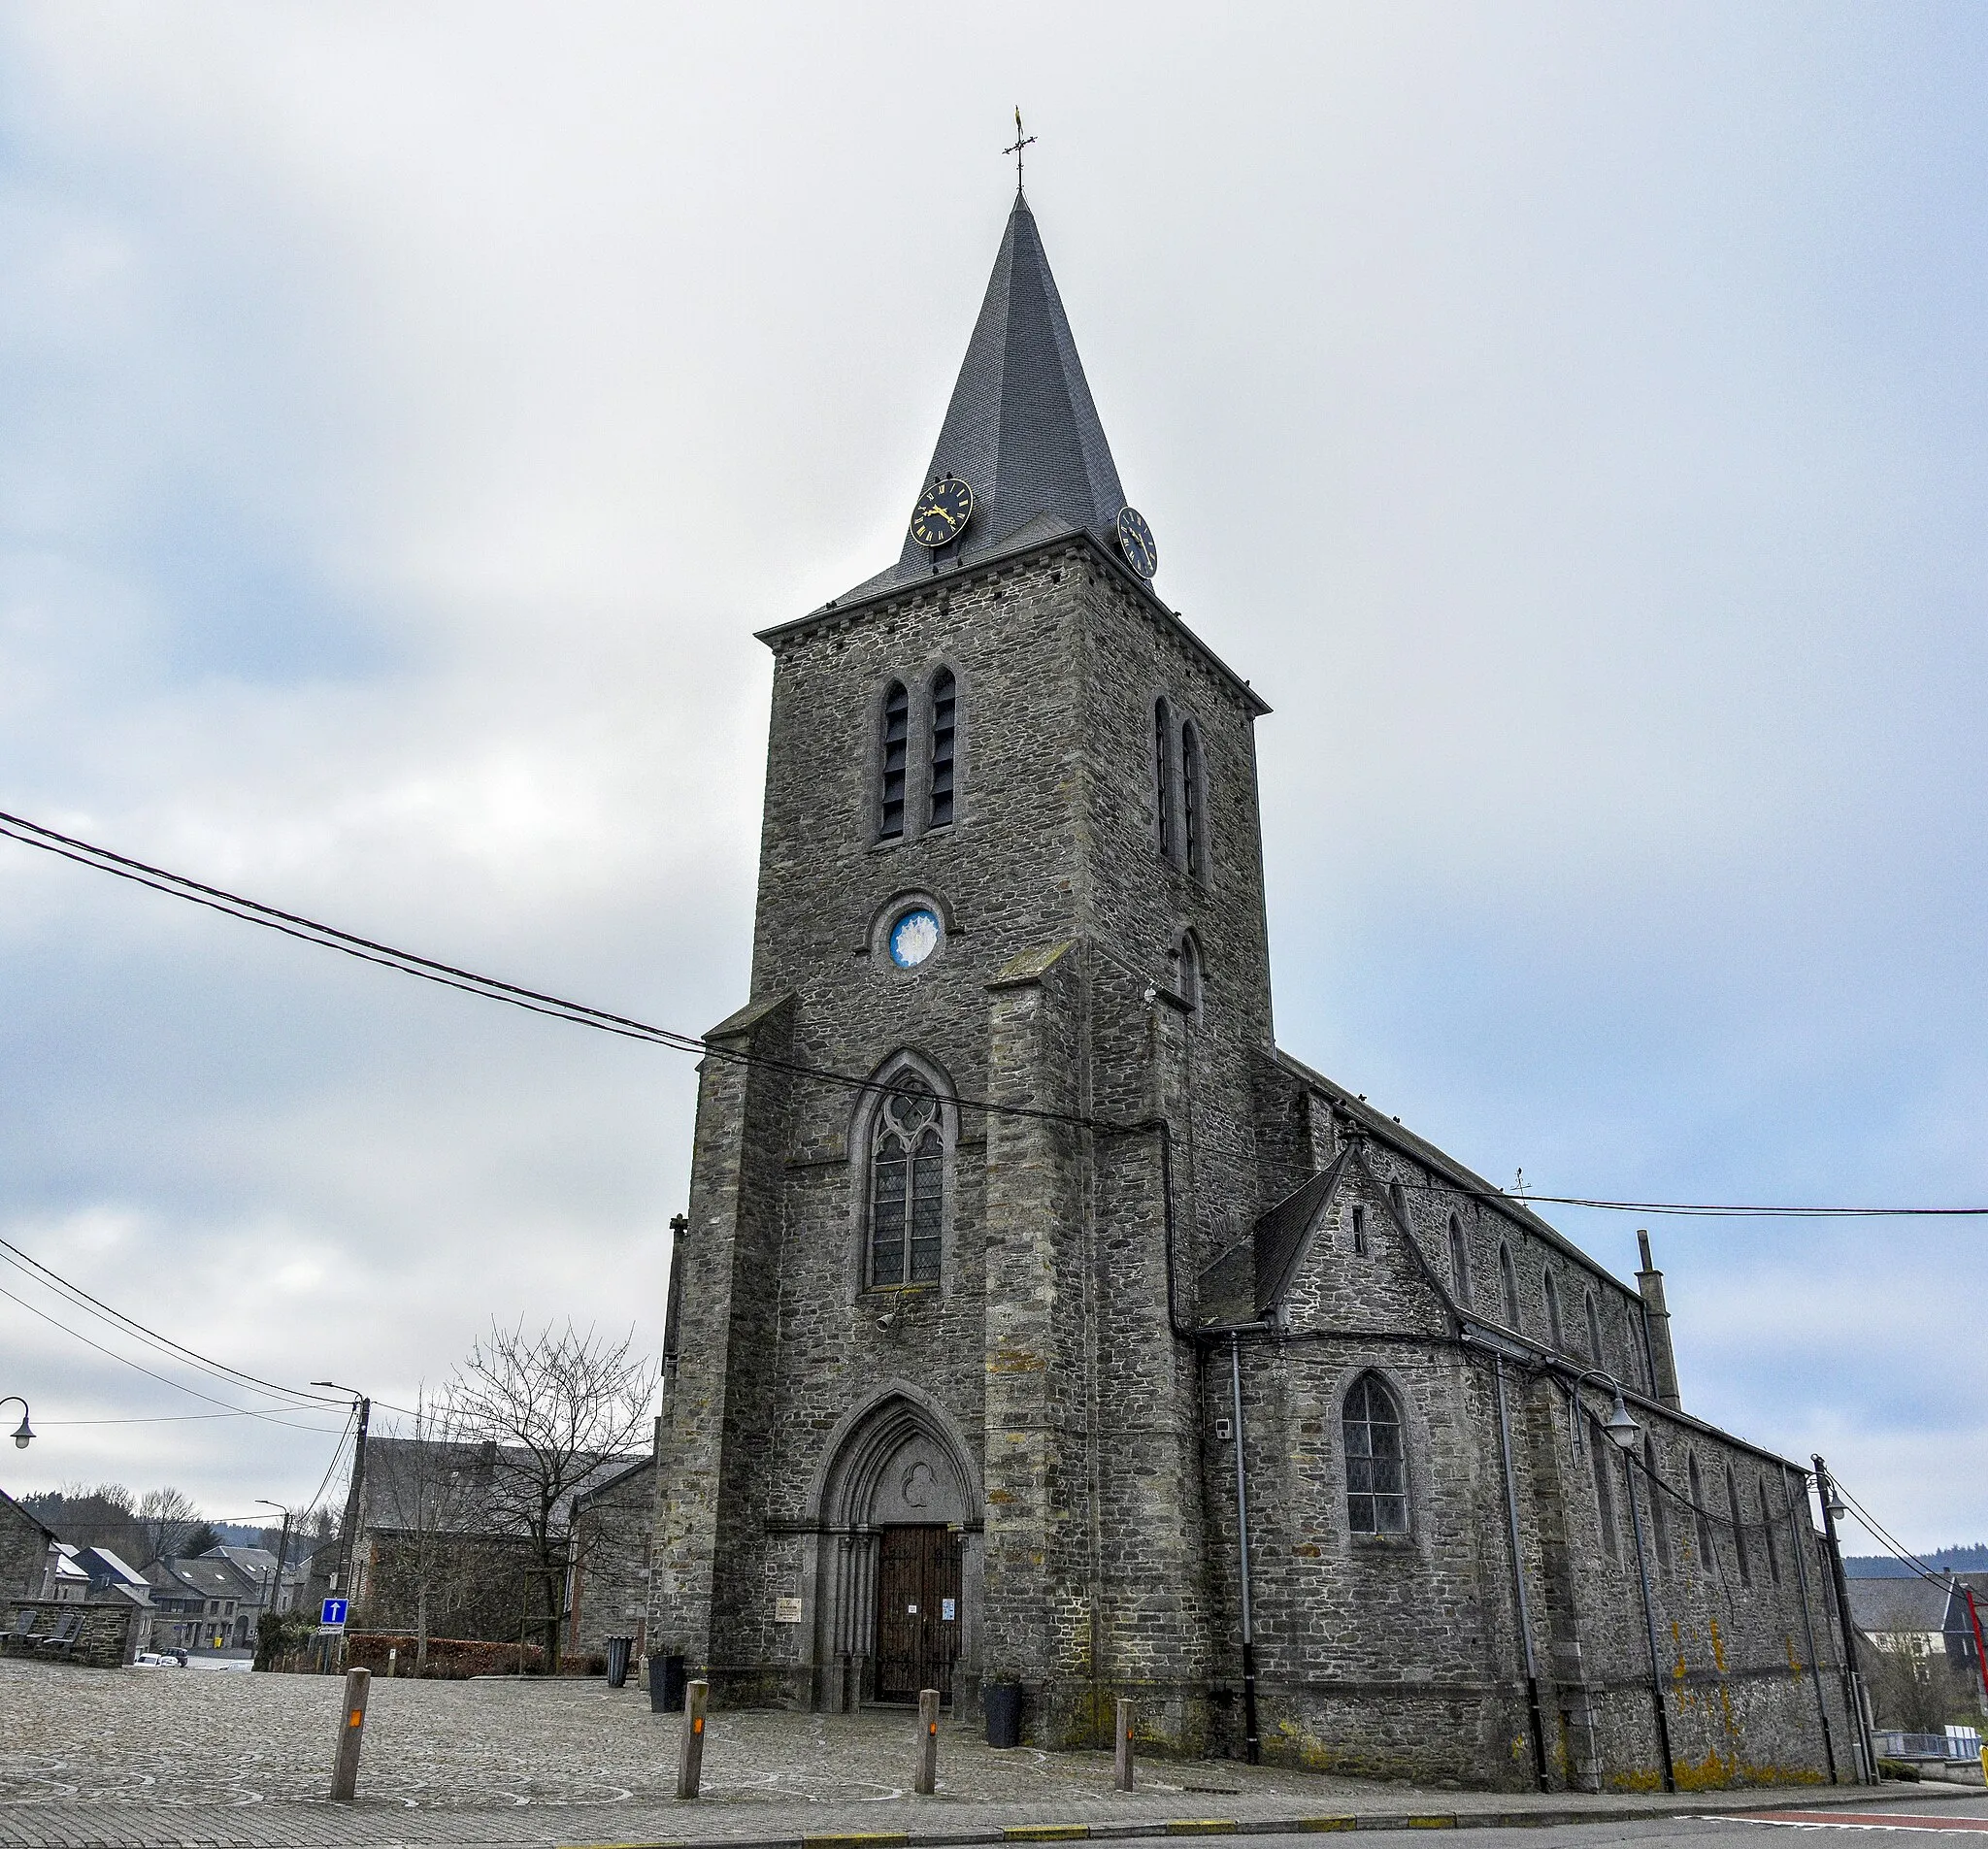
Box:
[1499,1242,1520,1330]
[1343,1372,1408,1535]
[869,1076,943,1287]
[929,669,957,829]
[1180,719,1204,875]
[1153,698,1176,858]
[1448,1215,1472,1306]
[879,682,909,841]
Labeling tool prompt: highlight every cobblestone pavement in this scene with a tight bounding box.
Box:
[0,1661,1966,1849]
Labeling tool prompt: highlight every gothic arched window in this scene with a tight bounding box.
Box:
[1544,1271,1565,1351]
[1584,1288,1605,1367]
[1180,719,1204,875]
[1592,1420,1619,1560]
[1177,930,1204,1016]
[1499,1241,1521,1330]
[1758,1479,1781,1584]
[1343,1372,1408,1535]
[1448,1215,1472,1306]
[1645,1436,1671,1573]
[1390,1180,1409,1231]
[1688,1453,1713,1567]
[929,669,957,829]
[1727,1468,1752,1586]
[869,1077,943,1287]
[879,682,909,841]
[1153,698,1176,859]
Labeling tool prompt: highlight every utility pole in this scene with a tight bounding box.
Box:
[315,1383,372,1604]
[255,1499,294,1615]
[1812,1455,1874,1784]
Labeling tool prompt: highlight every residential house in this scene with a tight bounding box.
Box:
[565,1452,657,1662]
[0,1488,58,1601]
[145,1553,263,1652]
[44,1543,90,1602]
[1848,1574,1988,1673]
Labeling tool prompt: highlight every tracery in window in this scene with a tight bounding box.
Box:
[1448,1215,1472,1306]
[929,669,956,829]
[869,1076,943,1287]
[1499,1241,1520,1330]
[1343,1372,1408,1535]
[1181,719,1204,875]
[1728,1469,1752,1586]
[1153,698,1176,859]
[1544,1271,1565,1351]
[879,682,909,841]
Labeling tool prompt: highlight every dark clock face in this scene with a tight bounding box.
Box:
[1116,506,1158,578]
[910,476,974,548]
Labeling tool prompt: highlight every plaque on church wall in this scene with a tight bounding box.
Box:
[776,1596,803,1624]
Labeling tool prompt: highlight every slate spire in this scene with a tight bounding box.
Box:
[892,195,1126,578]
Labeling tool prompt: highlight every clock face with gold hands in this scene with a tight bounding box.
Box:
[1115,506,1158,579]
[910,475,974,548]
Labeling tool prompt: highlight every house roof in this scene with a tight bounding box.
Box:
[1849,1578,1959,1634]
[74,1546,146,1587]
[0,1487,59,1544]
[360,1436,647,1539]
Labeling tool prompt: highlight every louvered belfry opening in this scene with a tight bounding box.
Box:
[929,670,956,829]
[879,683,909,840]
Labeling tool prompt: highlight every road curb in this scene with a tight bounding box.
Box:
[556,1781,1983,1849]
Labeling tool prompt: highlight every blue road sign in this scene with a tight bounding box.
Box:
[319,1597,348,1629]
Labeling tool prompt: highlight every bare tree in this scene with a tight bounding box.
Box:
[445,1321,657,1671]
[364,1392,478,1673]
[136,1486,203,1566]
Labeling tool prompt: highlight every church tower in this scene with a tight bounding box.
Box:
[649,193,1274,1747]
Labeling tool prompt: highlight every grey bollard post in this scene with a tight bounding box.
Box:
[915,1688,940,1795]
[328,1667,372,1800]
[1114,1697,1134,1792]
[678,1677,709,1799]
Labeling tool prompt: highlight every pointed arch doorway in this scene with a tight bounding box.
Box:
[805,1386,982,1712]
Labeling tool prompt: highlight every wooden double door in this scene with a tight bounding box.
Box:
[875,1524,962,1704]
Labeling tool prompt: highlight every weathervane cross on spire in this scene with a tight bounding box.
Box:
[1003,107,1036,196]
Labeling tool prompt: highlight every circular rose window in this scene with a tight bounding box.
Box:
[889,908,942,970]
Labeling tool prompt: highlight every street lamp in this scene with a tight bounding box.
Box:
[2,1396,30,1449]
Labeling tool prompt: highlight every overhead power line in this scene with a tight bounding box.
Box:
[3,806,1987,1220]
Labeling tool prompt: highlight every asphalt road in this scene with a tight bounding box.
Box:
[1251,1796,1988,1849]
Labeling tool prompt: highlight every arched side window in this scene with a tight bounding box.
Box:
[1350,1204,1370,1258]
[1757,1479,1781,1584]
[928,669,957,829]
[1180,719,1205,876]
[1544,1271,1565,1351]
[1645,1437,1671,1573]
[1584,1289,1605,1368]
[1389,1180,1410,1231]
[1176,930,1204,1017]
[869,1076,943,1287]
[1153,698,1176,859]
[1688,1453,1712,1567]
[1499,1242,1521,1330]
[1343,1372,1408,1535]
[1591,1419,1619,1560]
[1727,1469,1752,1586]
[879,682,909,841]
[1447,1215,1472,1306]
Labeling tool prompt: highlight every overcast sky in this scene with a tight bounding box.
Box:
[1,3,1982,1552]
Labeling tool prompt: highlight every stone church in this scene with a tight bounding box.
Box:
[650,190,1860,1791]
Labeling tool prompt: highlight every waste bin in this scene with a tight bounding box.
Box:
[648,1651,687,1713]
[605,1635,633,1689]
[984,1679,1023,1748]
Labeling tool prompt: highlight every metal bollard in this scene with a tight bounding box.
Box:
[328,1667,371,1800]
[678,1677,709,1799]
[915,1688,940,1795]
[1114,1696,1134,1791]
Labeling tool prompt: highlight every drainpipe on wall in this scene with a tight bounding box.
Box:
[1229,1331,1260,1766]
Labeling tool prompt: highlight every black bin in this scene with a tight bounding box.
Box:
[984,1679,1023,1748]
[649,1651,687,1713]
[605,1635,633,1689]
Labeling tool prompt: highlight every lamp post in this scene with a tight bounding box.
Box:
[255,1500,295,1617]
[1,1396,30,1449]
[1570,1370,1674,1793]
